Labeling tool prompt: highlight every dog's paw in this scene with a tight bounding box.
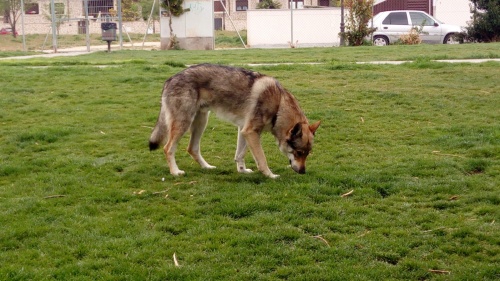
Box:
[171,170,186,176]
[202,164,217,169]
[238,168,253,174]
[268,173,280,179]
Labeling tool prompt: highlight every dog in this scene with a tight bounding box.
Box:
[149,64,320,178]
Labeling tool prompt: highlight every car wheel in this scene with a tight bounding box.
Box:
[444,34,458,44]
[373,36,389,46]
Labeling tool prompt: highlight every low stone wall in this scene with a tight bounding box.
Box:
[15,17,160,35]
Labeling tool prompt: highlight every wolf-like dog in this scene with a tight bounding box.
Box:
[149,64,320,178]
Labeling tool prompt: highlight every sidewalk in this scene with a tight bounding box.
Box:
[0,42,161,60]
[356,58,500,64]
[1,44,499,64]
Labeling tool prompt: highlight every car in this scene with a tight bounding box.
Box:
[370,10,461,46]
[0,27,18,36]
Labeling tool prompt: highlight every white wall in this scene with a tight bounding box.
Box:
[160,0,214,50]
[434,0,472,27]
[247,8,342,48]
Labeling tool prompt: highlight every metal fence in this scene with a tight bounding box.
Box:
[10,0,159,52]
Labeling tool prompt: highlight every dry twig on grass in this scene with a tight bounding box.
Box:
[152,189,170,195]
[341,190,354,197]
[312,235,331,247]
[173,253,180,267]
[43,195,66,199]
[174,181,197,186]
[429,269,451,274]
[432,151,465,158]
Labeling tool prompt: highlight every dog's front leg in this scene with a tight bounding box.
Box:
[235,127,253,174]
[241,129,279,179]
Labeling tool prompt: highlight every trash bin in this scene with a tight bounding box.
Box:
[101,22,117,41]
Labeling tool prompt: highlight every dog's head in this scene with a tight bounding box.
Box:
[280,121,320,174]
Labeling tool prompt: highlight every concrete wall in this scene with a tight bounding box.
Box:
[247,8,342,48]
[160,0,214,50]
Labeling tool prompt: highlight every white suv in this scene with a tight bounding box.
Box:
[371,10,461,46]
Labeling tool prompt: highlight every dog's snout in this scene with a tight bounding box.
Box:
[291,163,306,174]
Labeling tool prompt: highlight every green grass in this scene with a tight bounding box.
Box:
[0,45,499,280]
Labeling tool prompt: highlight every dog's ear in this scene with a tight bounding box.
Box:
[309,121,321,135]
[290,123,303,138]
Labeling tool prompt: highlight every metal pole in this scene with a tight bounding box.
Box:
[290,0,294,45]
[340,0,345,46]
[84,0,90,52]
[219,0,246,48]
[20,0,26,52]
[142,0,156,47]
[117,0,123,49]
[371,2,374,43]
[50,0,58,52]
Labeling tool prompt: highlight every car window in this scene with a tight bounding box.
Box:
[382,12,408,25]
[409,12,435,26]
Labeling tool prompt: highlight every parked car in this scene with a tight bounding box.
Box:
[0,27,18,36]
[370,10,461,46]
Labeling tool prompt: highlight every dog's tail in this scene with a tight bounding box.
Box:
[149,99,168,151]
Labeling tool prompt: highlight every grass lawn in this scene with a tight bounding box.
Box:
[0,44,499,280]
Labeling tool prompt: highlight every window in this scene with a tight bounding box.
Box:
[25,3,39,15]
[289,0,304,9]
[409,12,435,26]
[236,0,248,11]
[214,0,226,12]
[382,12,408,25]
[54,3,65,15]
[318,0,330,7]
[86,0,114,17]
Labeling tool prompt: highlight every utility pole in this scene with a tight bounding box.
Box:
[340,0,345,46]
[50,0,57,52]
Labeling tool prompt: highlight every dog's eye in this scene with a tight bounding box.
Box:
[295,150,308,157]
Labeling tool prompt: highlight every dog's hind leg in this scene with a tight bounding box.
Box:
[187,110,216,170]
[235,127,253,174]
[164,115,191,176]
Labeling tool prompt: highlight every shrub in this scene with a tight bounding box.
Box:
[399,25,424,45]
[340,0,376,46]
[464,0,500,42]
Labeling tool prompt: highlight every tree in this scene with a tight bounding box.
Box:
[121,0,141,21]
[42,2,67,35]
[256,0,281,9]
[339,0,376,46]
[465,0,500,42]
[139,0,160,33]
[161,0,186,49]
[1,0,32,38]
